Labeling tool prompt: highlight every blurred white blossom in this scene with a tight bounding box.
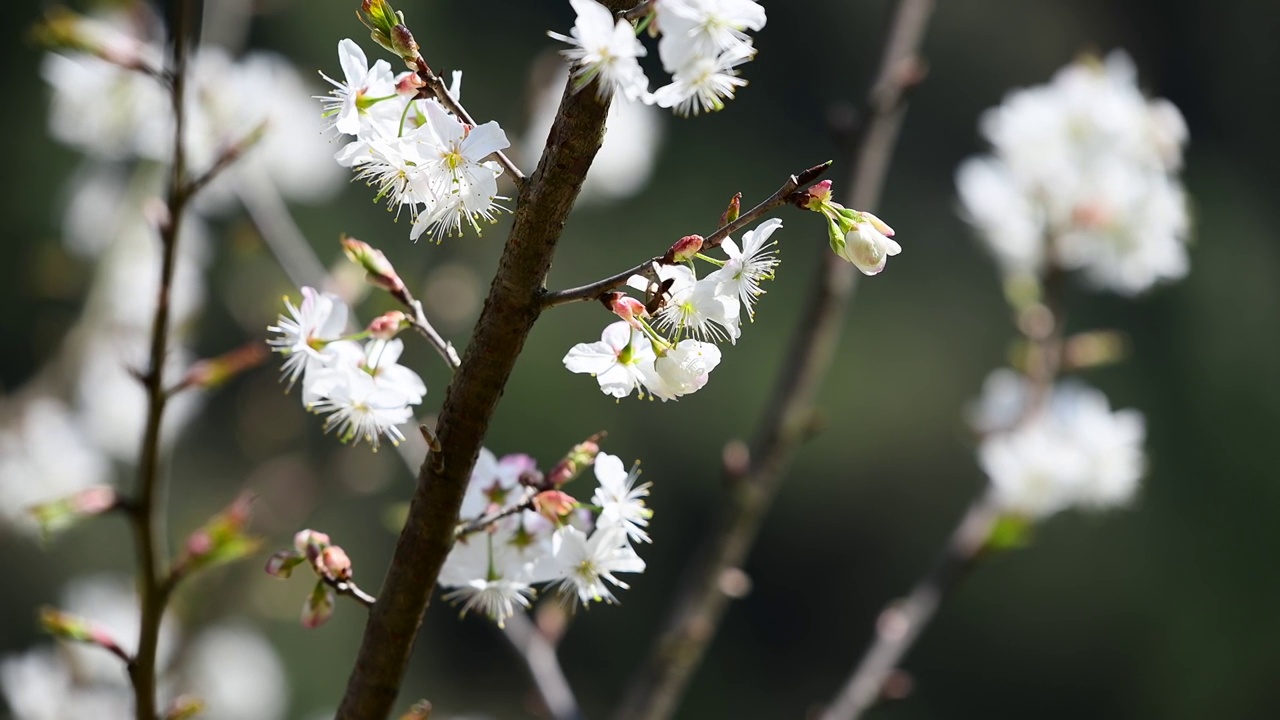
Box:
[956,51,1191,294]
[0,399,109,534]
[182,623,288,720]
[973,371,1147,519]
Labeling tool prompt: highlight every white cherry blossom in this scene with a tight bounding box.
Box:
[549,0,651,101]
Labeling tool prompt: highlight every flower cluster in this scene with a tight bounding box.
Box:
[956,51,1190,295]
[550,0,767,116]
[802,179,903,276]
[969,370,1146,520]
[437,443,651,626]
[320,39,511,243]
[563,219,782,400]
[267,287,425,449]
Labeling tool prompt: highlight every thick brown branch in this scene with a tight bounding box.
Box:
[333,4,632,715]
[611,2,935,720]
[541,161,830,309]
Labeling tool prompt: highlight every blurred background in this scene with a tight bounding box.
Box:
[2,0,1278,718]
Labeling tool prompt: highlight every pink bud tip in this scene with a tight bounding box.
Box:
[320,546,353,581]
[610,295,648,329]
[368,311,409,340]
[293,529,331,554]
[534,491,578,520]
[665,235,705,264]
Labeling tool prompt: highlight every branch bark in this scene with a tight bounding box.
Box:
[612,3,935,719]
[334,4,633,714]
[541,162,830,309]
[127,2,194,718]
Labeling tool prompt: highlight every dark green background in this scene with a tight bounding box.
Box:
[3,0,1278,718]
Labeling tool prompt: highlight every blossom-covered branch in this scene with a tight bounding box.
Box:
[613,1,935,718]
[541,161,831,308]
[333,4,634,716]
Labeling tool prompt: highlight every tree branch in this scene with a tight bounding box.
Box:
[334,4,632,715]
[502,611,585,720]
[127,2,194,718]
[611,3,935,719]
[541,161,831,309]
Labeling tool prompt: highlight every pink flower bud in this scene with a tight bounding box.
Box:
[368,311,410,340]
[802,179,833,210]
[185,531,213,558]
[533,491,578,520]
[607,294,648,329]
[319,546,353,581]
[396,71,426,96]
[663,234,704,264]
[294,529,331,555]
[342,235,407,297]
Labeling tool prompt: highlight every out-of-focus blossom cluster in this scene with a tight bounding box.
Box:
[563,219,784,400]
[267,287,425,450]
[0,7,341,536]
[437,444,651,626]
[968,369,1146,520]
[320,39,511,243]
[550,0,767,116]
[0,575,287,720]
[956,51,1190,295]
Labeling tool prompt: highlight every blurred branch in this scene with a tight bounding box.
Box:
[503,611,585,720]
[540,162,831,309]
[236,167,329,290]
[817,497,998,720]
[126,2,195,718]
[611,2,935,719]
[821,265,1068,719]
[334,4,633,717]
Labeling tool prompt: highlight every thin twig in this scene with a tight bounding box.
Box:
[330,578,378,608]
[236,167,329,290]
[126,2,194,718]
[184,120,269,199]
[454,491,536,539]
[611,3,935,720]
[414,57,527,193]
[541,161,831,309]
[503,611,585,720]
[406,298,462,370]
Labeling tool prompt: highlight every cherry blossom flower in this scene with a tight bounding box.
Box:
[552,526,646,606]
[318,38,399,136]
[591,453,653,544]
[549,0,651,101]
[267,287,350,391]
[706,217,781,320]
[563,321,668,400]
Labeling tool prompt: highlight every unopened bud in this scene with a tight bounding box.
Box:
[399,700,434,720]
[368,311,410,340]
[29,486,117,538]
[265,550,305,579]
[546,435,602,487]
[720,193,741,226]
[342,235,406,297]
[181,343,268,391]
[861,211,895,237]
[319,545,353,581]
[801,179,833,210]
[301,581,336,629]
[662,235,704,265]
[533,491,578,521]
[165,696,206,720]
[605,293,648,329]
[1063,330,1127,370]
[396,71,426,96]
[40,608,125,658]
[178,492,261,574]
[358,0,401,53]
[294,529,331,555]
[391,24,420,64]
